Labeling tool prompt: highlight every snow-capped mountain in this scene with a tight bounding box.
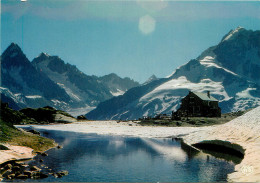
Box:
[1,43,71,110]
[1,43,139,115]
[87,27,260,120]
[32,53,112,108]
[99,73,140,97]
[32,54,139,108]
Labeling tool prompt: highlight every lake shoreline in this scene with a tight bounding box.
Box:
[7,106,260,182]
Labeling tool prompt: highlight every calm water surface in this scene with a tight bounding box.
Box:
[14,129,236,182]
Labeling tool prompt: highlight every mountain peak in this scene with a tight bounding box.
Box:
[148,74,157,80]
[4,43,23,55]
[10,42,20,48]
[143,74,158,85]
[32,52,51,65]
[1,43,29,67]
[222,26,246,42]
[38,52,50,58]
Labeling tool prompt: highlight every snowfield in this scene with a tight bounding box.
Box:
[184,106,260,182]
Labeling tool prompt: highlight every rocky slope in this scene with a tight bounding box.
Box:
[32,53,112,108]
[87,27,260,120]
[99,73,139,97]
[0,102,76,125]
[32,54,139,107]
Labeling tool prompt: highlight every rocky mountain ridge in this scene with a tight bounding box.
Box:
[1,43,140,115]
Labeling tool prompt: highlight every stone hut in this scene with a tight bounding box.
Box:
[176,91,221,117]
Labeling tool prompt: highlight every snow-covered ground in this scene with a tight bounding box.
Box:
[30,121,203,138]
[184,106,260,182]
[0,145,34,165]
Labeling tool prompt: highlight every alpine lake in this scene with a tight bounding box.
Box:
[8,128,242,182]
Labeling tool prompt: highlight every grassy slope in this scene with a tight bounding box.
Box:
[0,103,56,152]
[0,119,56,152]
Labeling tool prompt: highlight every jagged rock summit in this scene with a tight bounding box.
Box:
[1,43,71,110]
[143,75,158,85]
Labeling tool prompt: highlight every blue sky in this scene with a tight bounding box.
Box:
[1,0,260,83]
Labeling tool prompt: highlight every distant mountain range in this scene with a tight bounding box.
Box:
[86,27,260,120]
[0,43,139,116]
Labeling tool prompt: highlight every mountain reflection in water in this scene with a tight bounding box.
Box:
[14,129,237,182]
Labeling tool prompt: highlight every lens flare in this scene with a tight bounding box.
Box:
[138,15,156,35]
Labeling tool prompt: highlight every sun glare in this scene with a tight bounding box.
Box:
[138,15,156,35]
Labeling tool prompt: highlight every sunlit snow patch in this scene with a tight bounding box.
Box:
[110,89,125,96]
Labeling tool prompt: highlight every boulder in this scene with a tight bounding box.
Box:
[31,171,41,179]
[56,170,69,178]
[27,129,40,135]
[39,172,48,178]
[4,164,12,170]
[23,170,33,177]
[77,115,87,120]
[0,144,9,150]
[59,170,69,176]
[20,164,29,168]
[41,152,48,156]
[16,174,28,179]
[30,166,41,171]
[12,166,21,172]
[52,173,58,178]
[2,169,12,177]
[0,167,5,174]
[7,174,15,180]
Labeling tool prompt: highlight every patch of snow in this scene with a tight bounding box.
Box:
[25,95,42,99]
[143,110,150,117]
[0,87,26,104]
[232,88,260,112]
[110,89,125,96]
[66,106,96,117]
[223,26,244,41]
[236,88,257,99]
[121,110,129,115]
[51,99,67,105]
[43,53,49,57]
[199,56,238,76]
[233,98,260,112]
[57,83,81,101]
[140,76,230,102]
[35,61,93,103]
[110,113,120,120]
